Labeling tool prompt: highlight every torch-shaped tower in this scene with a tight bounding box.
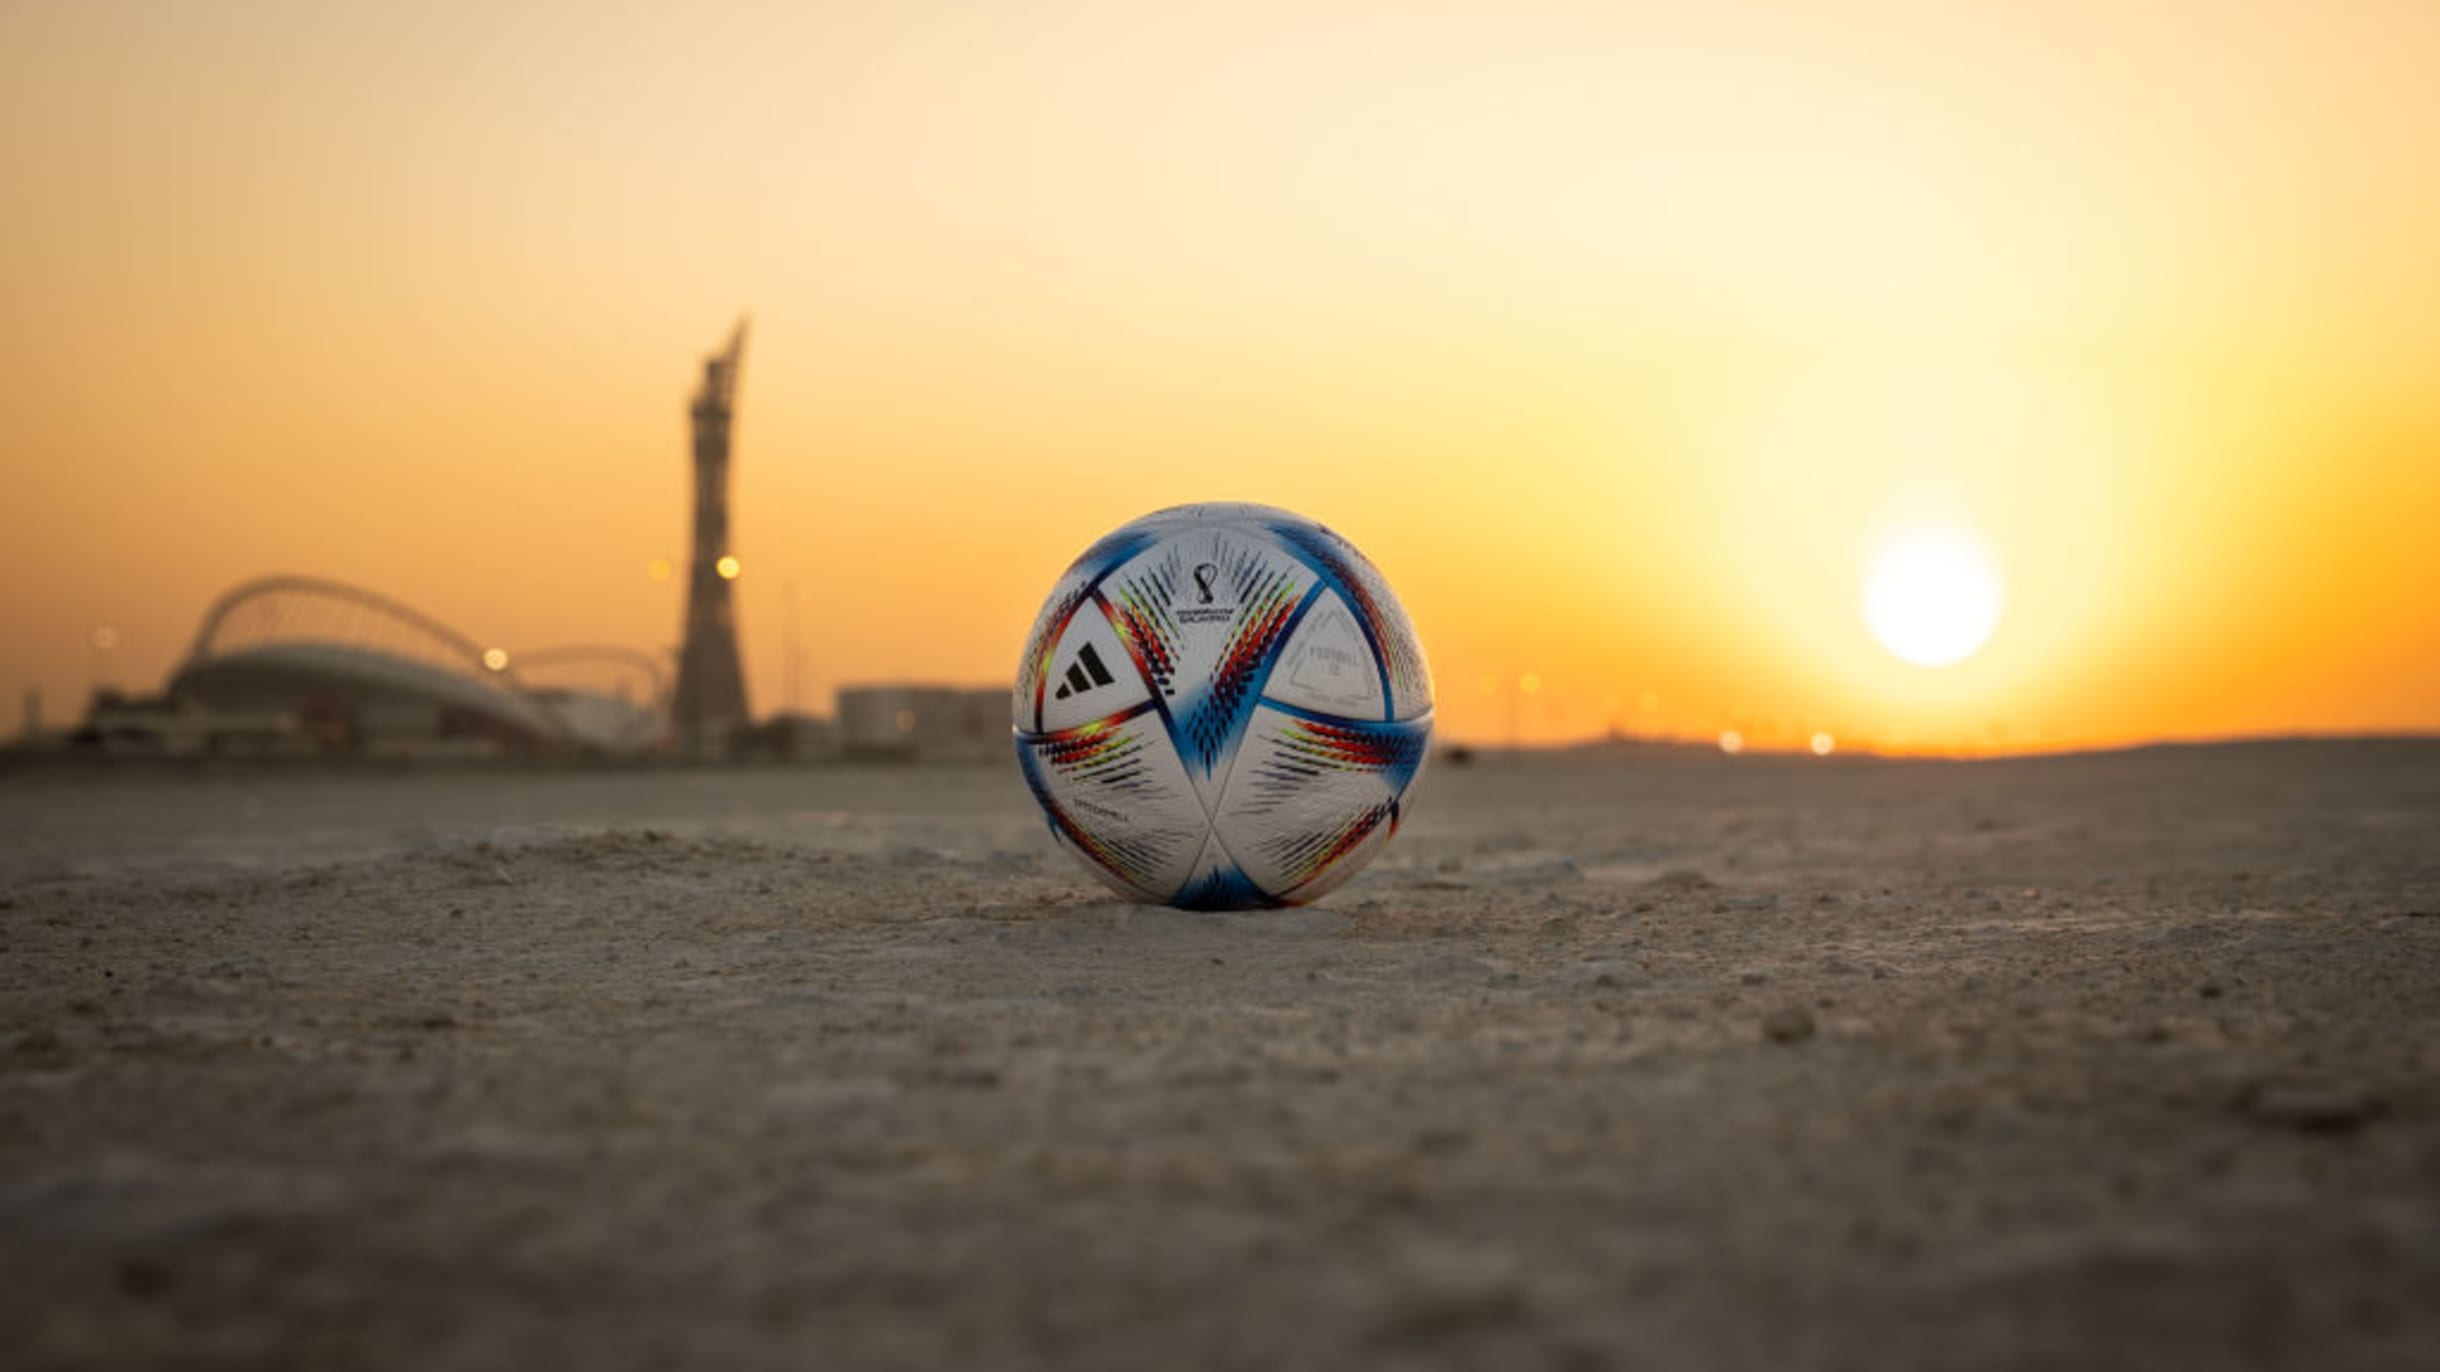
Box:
[672,320,751,754]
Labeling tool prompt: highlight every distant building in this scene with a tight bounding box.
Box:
[119,576,668,758]
[835,686,1006,762]
[72,689,302,758]
[732,711,838,763]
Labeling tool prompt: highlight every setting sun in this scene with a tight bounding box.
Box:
[1862,528,2004,668]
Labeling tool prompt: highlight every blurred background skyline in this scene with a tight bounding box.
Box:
[4,0,2435,753]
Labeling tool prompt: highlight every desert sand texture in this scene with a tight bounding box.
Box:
[3,742,2437,1371]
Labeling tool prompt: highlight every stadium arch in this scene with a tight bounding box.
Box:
[163,576,665,756]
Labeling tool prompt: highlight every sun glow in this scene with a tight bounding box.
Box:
[1862,528,2004,668]
[3,7,2435,755]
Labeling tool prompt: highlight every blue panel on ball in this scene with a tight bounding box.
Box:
[1170,581,1325,782]
[1173,853,1278,912]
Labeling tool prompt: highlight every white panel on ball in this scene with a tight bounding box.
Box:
[1014,704,1206,902]
[1260,519,1433,721]
[1213,703,1430,898]
[1261,592,1387,720]
[1036,601,1153,734]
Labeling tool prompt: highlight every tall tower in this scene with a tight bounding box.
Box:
[672,320,752,754]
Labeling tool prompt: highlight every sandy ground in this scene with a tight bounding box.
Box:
[2,743,2437,1370]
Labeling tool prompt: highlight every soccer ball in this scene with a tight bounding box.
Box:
[1013,502,1433,909]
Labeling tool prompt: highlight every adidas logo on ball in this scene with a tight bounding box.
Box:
[1052,643,1118,700]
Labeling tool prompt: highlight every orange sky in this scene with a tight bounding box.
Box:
[4,1,2436,752]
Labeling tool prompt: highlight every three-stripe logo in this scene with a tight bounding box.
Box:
[1053,642,1118,700]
